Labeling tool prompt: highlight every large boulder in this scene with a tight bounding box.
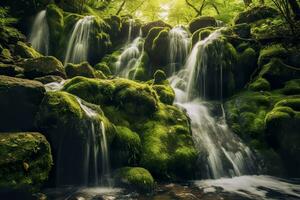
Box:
[20,56,66,79]
[0,132,52,190]
[189,16,217,33]
[234,6,278,24]
[63,77,198,180]
[65,62,96,78]
[0,76,45,132]
[144,27,170,71]
[14,41,42,59]
[141,20,172,37]
[35,91,115,185]
[265,98,300,176]
[259,58,300,89]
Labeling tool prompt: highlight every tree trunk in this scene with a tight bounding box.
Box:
[287,0,300,19]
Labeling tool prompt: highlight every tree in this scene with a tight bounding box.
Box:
[185,0,220,16]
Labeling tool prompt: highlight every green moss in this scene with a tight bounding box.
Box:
[65,62,96,78]
[20,56,66,79]
[111,126,141,167]
[235,47,258,90]
[153,70,166,84]
[152,83,175,105]
[46,4,64,55]
[258,44,288,67]
[264,97,300,176]
[0,132,52,190]
[14,42,42,58]
[281,79,300,95]
[259,58,300,88]
[169,147,198,179]
[94,62,112,76]
[63,77,197,180]
[249,78,270,91]
[115,167,155,192]
[141,20,171,37]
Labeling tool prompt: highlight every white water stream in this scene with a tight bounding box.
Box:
[29,10,49,55]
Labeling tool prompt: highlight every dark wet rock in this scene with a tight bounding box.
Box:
[0,75,45,132]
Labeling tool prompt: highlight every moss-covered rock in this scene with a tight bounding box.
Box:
[63,77,158,118]
[35,91,115,185]
[46,4,64,56]
[259,58,300,89]
[249,77,271,91]
[0,132,52,190]
[14,42,42,58]
[34,75,64,84]
[258,44,288,67]
[94,62,112,76]
[0,75,45,132]
[63,77,197,180]
[265,98,300,176]
[0,63,23,77]
[65,62,96,78]
[189,16,217,33]
[144,27,170,70]
[281,79,300,95]
[111,126,141,167]
[234,6,278,24]
[191,27,215,45]
[20,56,66,79]
[141,20,172,37]
[152,84,175,105]
[114,167,155,192]
[233,23,251,38]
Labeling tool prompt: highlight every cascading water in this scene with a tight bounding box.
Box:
[115,29,144,79]
[64,16,94,65]
[29,10,49,55]
[169,29,256,179]
[75,98,112,186]
[168,26,190,75]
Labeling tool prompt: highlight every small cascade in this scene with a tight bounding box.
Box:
[44,80,66,92]
[76,98,112,186]
[115,29,144,79]
[29,10,49,55]
[127,19,134,43]
[64,16,94,65]
[168,26,190,75]
[169,29,256,179]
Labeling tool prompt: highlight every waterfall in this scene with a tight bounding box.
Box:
[76,98,111,186]
[127,19,134,43]
[169,29,256,179]
[64,16,94,65]
[29,10,49,55]
[168,26,190,75]
[115,29,144,79]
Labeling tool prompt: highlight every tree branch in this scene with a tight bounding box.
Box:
[185,0,201,16]
[116,0,126,15]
